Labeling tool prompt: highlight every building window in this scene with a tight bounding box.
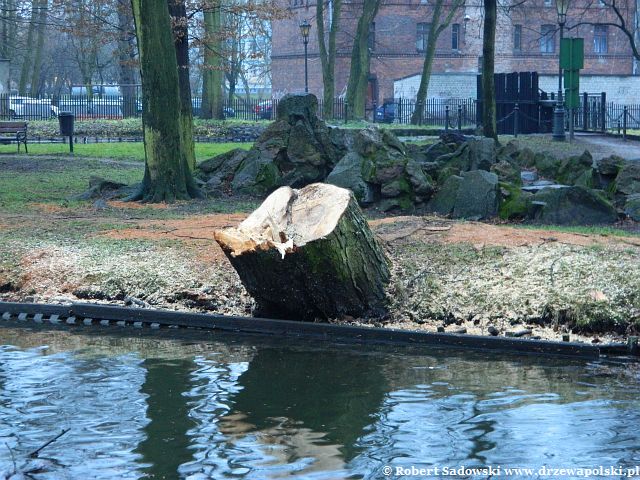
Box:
[594,24,608,53]
[544,0,552,6]
[452,23,460,50]
[540,24,555,53]
[417,22,430,52]
[514,24,522,51]
[368,22,375,51]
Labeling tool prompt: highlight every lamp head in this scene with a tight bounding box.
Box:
[299,19,311,42]
[556,0,569,24]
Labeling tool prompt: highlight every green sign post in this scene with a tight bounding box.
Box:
[559,38,584,140]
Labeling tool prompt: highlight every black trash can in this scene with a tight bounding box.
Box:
[58,111,75,136]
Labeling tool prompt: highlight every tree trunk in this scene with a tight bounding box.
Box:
[482,0,497,140]
[345,0,380,119]
[168,0,196,170]
[130,0,200,202]
[317,0,341,119]
[214,183,391,320]
[201,7,224,120]
[29,0,47,97]
[117,0,138,118]
[410,0,462,125]
[18,1,38,95]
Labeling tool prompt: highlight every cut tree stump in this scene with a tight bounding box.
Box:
[214,183,391,320]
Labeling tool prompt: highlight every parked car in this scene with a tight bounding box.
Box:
[188,98,235,118]
[375,102,396,123]
[254,100,273,120]
[8,96,58,119]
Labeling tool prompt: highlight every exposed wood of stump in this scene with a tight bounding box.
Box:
[214,183,391,320]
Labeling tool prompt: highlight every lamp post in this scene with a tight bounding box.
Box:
[552,0,570,141]
[299,20,311,93]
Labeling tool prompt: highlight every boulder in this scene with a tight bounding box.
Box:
[530,186,618,225]
[596,155,625,176]
[615,162,640,195]
[491,159,521,185]
[428,175,463,216]
[499,182,533,220]
[556,150,594,185]
[624,193,640,221]
[468,137,497,171]
[326,152,375,203]
[453,170,500,220]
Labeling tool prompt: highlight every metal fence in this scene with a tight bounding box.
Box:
[0,93,477,126]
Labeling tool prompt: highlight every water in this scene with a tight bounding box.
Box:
[0,325,638,479]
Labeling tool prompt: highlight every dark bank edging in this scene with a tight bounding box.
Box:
[0,301,612,359]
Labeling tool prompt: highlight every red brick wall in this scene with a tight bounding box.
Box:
[272,0,636,102]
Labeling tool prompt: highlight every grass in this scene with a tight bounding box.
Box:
[0,142,250,161]
[508,223,640,238]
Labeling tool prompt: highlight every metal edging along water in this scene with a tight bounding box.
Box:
[0,301,605,359]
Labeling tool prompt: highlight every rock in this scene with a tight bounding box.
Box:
[428,175,463,216]
[515,147,536,168]
[326,152,375,203]
[624,193,640,221]
[556,150,594,185]
[453,170,500,220]
[231,154,281,194]
[487,325,499,336]
[534,152,562,178]
[615,161,640,195]
[468,137,496,171]
[530,186,618,225]
[596,155,625,176]
[70,176,127,200]
[491,159,521,185]
[421,141,455,163]
[520,170,538,183]
[499,182,533,220]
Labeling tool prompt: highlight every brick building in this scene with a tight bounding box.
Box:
[271,0,640,104]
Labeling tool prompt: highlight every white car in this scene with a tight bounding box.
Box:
[8,96,58,119]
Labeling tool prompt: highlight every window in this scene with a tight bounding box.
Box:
[540,24,555,53]
[452,23,460,50]
[514,24,522,51]
[368,22,376,51]
[417,22,430,52]
[594,24,608,53]
[544,0,552,6]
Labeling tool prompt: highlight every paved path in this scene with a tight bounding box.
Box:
[574,133,640,160]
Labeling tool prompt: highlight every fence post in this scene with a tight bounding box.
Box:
[344,101,348,124]
[582,92,588,131]
[372,100,377,123]
[514,103,519,138]
[617,120,621,135]
[623,105,628,141]
[445,105,450,131]
[457,105,462,131]
[600,92,606,132]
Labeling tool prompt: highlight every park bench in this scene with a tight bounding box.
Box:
[0,121,28,153]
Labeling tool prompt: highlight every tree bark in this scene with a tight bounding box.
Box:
[201,6,224,120]
[130,0,200,202]
[410,0,462,125]
[317,0,341,119]
[18,1,38,95]
[214,183,391,320]
[117,0,138,118]
[482,0,497,140]
[345,0,380,120]
[29,0,48,97]
[168,0,196,170]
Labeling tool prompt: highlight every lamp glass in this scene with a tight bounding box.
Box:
[556,0,569,17]
[299,20,311,41]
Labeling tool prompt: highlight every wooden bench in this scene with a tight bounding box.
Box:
[0,121,28,153]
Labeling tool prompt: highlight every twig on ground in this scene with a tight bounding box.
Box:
[28,429,70,458]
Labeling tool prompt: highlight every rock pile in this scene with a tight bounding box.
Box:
[198,93,638,225]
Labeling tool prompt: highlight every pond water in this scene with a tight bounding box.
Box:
[0,325,639,479]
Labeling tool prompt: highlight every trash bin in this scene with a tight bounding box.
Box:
[58,111,75,137]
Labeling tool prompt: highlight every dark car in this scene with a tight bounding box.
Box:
[375,102,396,123]
[254,101,273,120]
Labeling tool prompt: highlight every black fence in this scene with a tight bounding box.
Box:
[0,93,477,126]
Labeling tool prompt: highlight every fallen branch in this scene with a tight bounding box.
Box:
[28,428,70,458]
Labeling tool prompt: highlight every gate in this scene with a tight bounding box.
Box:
[477,72,541,134]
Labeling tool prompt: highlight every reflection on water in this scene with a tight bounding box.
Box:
[0,325,638,479]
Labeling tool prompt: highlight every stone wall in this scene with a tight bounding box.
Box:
[394,73,640,104]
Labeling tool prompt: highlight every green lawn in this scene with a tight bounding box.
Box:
[0,142,250,161]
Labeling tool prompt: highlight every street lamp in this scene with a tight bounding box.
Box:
[299,19,311,93]
[553,0,570,141]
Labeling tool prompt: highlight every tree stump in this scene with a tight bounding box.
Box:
[214,183,391,320]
